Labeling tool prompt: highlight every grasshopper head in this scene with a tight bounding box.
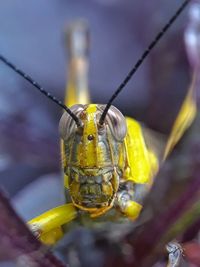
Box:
[59,104,127,215]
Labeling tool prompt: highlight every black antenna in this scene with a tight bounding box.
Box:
[99,0,191,125]
[0,55,82,127]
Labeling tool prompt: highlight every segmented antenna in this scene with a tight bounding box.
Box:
[0,55,82,127]
[99,0,191,125]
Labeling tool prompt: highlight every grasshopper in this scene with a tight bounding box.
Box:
[0,0,196,265]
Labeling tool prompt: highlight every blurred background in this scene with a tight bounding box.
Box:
[0,0,192,220]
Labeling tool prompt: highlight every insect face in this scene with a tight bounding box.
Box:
[59,104,127,213]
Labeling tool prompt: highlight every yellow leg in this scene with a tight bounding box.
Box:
[28,203,77,245]
[117,189,143,221]
[123,200,142,221]
[163,71,197,160]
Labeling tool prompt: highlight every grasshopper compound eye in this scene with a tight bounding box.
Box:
[59,104,84,140]
[99,105,127,141]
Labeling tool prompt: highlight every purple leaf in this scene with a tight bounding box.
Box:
[0,189,67,267]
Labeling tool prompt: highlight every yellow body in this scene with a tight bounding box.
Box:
[28,23,197,246]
